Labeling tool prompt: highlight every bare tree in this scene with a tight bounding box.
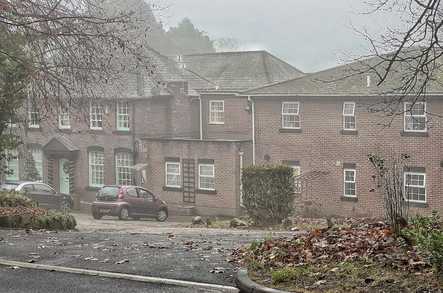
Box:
[358,0,443,112]
[369,153,410,236]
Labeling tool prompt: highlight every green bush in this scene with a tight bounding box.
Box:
[0,191,34,207]
[403,212,443,273]
[31,211,77,230]
[242,165,295,226]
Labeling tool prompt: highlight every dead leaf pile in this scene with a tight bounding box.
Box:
[0,207,46,218]
[232,221,429,272]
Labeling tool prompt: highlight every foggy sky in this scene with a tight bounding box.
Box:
[156,0,403,73]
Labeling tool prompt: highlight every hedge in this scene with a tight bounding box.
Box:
[242,165,295,226]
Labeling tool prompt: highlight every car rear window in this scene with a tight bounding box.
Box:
[97,186,119,199]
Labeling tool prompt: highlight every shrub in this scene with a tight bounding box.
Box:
[0,191,34,208]
[242,165,295,226]
[31,211,77,230]
[403,212,443,274]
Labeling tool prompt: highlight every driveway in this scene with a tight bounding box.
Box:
[0,212,294,290]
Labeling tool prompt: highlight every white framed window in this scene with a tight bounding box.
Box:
[199,164,215,191]
[5,149,19,181]
[116,102,130,131]
[90,102,104,130]
[165,162,181,188]
[290,166,302,193]
[28,102,40,128]
[344,169,356,197]
[404,102,427,132]
[209,100,224,124]
[89,150,104,187]
[115,152,133,185]
[343,102,356,130]
[58,106,70,129]
[404,172,426,203]
[29,147,43,181]
[281,102,301,129]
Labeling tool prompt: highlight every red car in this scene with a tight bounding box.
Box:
[91,185,168,221]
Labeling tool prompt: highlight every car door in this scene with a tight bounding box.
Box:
[137,188,156,215]
[125,187,143,215]
[33,184,59,210]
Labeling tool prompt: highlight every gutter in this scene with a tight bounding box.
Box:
[199,95,203,140]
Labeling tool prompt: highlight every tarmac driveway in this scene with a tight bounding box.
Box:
[0,212,294,288]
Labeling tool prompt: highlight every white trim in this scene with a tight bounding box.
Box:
[88,150,104,188]
[198,163,215,191]
[343,169,357,198]
[290,165,302,193]
[165,162,181,188]
[404,171,427,203]
[403,102,427,133]
[281,101,301,129]
[58,106,71,129]
[209,100,225,125]
[116,101,130,131]
[90,102,104,130]
[343,101,356,131]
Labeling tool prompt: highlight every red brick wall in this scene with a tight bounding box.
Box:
[254,96,443,218]
[142,139,252,216]
[201,94,252,140]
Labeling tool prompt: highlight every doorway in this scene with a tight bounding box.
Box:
[59,159,70,194]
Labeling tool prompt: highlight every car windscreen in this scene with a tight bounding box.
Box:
[97,186,119,200]
[0,183,19,191]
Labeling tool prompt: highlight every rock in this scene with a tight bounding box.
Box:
[192,216,204,225]
[230,218,248,228]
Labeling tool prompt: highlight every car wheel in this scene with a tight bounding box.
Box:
[119,207,129,220]
[92,211,102,220]
[156,209,168,222]
[132,216,140,220]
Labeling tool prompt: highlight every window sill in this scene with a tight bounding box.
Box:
[279,128,302,134]
[88,129,105,134]
[208,122,225,125]
[341,196,358,202]
[197,189,217,195]
[85,186,101,191]
[407,201,428,208]
[58,128,72,133]
[163,186,182,192]
[113,130,132,135]
[341,130,358,136]
[27,127,41,132]
[400,131,429,137]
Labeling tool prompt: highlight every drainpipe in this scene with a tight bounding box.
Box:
[239,151,244,207]
[199,95,203,140]
[248,96,256,165]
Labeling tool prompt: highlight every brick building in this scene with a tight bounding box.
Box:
[243,58,443,218]
[141,51,303,216]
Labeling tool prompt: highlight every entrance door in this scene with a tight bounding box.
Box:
[182,159,196,203]
[59,159,70,194]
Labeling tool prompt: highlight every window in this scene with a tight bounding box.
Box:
[34,183,55,195]
[165,162,181,188]
[138,188,154,201]
[116,102,130,131]
[404,102,427,132]
[343,102,356,130]
[344,169,356,197]
[199,164,215,191]
[59,106,70,129]
[90,102,104,130]
[28,102,40,128]
[281,102,301,129]
[291,166,302,193]
[89,150,104,187]
[209,100,224,124]
[404,172,426,203]
[115,152,133,185]
[6,149,19,181]
[29,147,43,181]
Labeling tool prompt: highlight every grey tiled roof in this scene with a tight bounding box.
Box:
[243,55,443,96]
[181,51,304,91]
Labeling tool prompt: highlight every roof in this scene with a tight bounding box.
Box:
[243,53,443,96]
[43,136,79,153]
[180,51,304,91]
